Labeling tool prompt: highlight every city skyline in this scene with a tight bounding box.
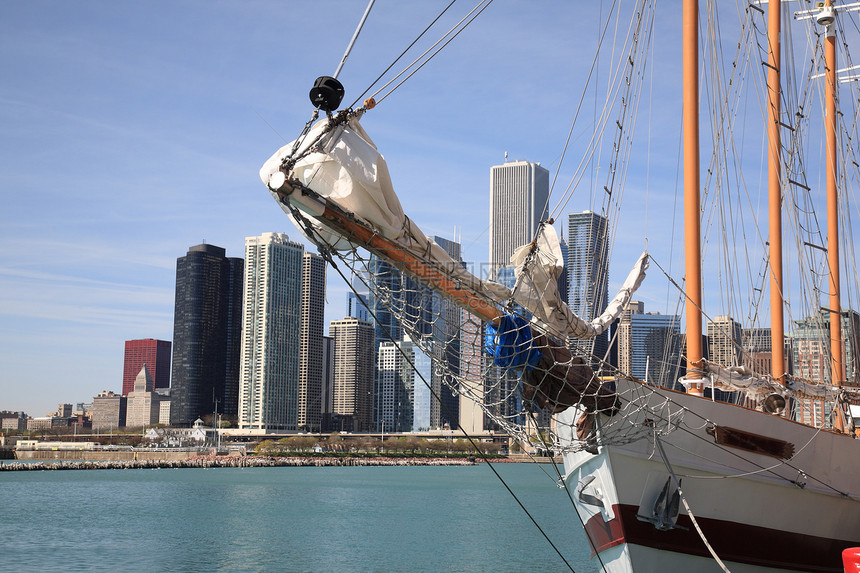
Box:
[3,2,856,416]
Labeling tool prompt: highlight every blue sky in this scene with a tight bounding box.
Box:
[1,1,855,415]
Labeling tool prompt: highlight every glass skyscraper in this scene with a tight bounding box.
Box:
[567,211,609,368]
[170,244,242,425]
[619,303,682,388]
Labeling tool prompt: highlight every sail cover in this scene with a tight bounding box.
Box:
[260,115,648,340]
[260,114,511,306]
[510,223,649,340]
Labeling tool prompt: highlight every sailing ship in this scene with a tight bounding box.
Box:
[261,1,860,571]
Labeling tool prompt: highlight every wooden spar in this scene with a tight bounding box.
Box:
[824,0,844,391]
[683,0,705,395]
[271,181,501,326]
[767,0,787,385]
[271,178,617,414]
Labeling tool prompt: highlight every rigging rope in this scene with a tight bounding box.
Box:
[285,200,579,572]
[654,433,733,573]
[366,0,495,106]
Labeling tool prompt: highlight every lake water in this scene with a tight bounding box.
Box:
[1,462,600,572]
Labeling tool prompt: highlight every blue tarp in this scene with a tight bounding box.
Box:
[484,314,542,371]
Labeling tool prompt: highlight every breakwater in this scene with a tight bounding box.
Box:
[0,455,477,471]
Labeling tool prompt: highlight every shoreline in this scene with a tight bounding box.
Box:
[1,454,561,471]
[0,455,479,471]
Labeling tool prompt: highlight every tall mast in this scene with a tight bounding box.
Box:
[823,0,844,389]
[767,0,786,385]
[683,0,704,395]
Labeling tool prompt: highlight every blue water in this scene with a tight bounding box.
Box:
[0,463,599,572]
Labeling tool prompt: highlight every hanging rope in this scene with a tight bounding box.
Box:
[653,433,732,573]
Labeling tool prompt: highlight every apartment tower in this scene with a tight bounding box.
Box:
[170,244,243,424]
[238,233,303,431]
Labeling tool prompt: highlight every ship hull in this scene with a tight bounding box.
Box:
[560,378,860,573]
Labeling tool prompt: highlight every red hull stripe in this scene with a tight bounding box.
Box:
[583,503,853,573]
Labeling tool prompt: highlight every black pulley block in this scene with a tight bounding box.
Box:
[309,76,345,112]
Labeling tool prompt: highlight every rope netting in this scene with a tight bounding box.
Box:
[284,195,685,453]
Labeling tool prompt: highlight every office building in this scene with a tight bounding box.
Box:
[489,159,550,276]
[741,327,793,376]
[126,365,163,428]
[428,236,462,430]
[320,335,335,430]
[568,211,609,367]
[376,339,416,433]
[487,161,549,428]
[459,313,489,434]
[238,233,304,432]
[123,339,171,396]
[792,310,860,427]
[707,316,743,368]
[330,317,374,432]
[0,411,27,430]
[298,252,326,432]
[170,244,243,424]
[618,302,682,387]
[412,346,433,431]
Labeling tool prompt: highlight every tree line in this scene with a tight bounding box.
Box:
[253,433,503,456]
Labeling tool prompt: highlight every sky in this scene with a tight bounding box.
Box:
[2,1,857,416]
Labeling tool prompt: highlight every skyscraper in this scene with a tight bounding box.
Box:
[376,339,416,433]
[743,327,776,375]
[429,235,461,430]
[298,252,326,432]
[489,159,550,276]
[487,161,549,430]
[347,291,371,322]
[618,302,682,388]
[707,316,743,368]
[320,335,335,430]
[568,211,609,367]
[459,313,489,434]
[123,339,171,396]
[330,317,375,432]
[618,301,645,375]
[238,233,304,432]
[792,310,860,427]
[170,244,243,425]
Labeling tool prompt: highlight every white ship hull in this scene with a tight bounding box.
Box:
[559,378,860,573]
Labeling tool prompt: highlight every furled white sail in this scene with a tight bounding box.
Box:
[696,360,851,402]
[260,114,509,304]
[510,223,649,340]
[261,115,648,340]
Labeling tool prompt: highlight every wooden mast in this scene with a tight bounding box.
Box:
[683,0,704,395]
[823,0,845,391]
[767,0,787,385]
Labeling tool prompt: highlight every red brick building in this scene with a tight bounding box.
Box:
[122,339,171,395]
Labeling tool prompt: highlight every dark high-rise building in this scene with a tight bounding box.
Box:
[429,235,461,430]
[298,252,326,432]
[170,244,243,425]
[122,339,171,396]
